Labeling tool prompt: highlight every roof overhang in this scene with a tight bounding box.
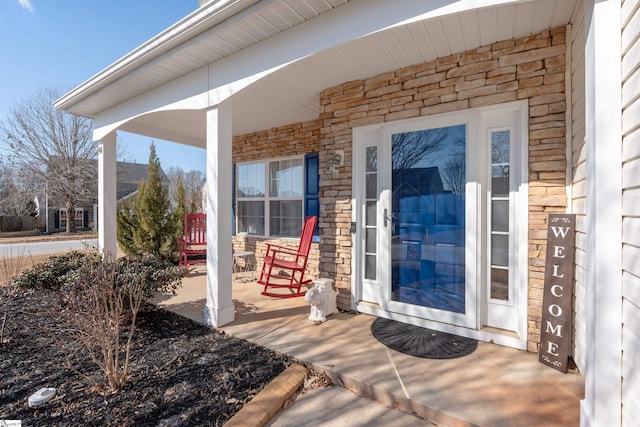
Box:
[55,0,577,144]
[54,0,262,115]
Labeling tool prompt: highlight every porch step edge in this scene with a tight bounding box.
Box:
[305,361,476,427]
[224,363,308,427]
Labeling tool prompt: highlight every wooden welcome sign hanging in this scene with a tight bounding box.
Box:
[538,213,575,373]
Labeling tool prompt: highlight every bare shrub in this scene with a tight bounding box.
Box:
[0,249,29,345]
[56,255,145,392]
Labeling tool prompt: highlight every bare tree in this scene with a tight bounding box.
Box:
[442,155,466,194]
[0,87,96,232]
[0,161,40,217]
[440,136,466,194]
[391,127,448,170]
[165,166,205,213]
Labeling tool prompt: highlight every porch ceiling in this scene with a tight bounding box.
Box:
[57,0,577,145]
[231,0,577,136]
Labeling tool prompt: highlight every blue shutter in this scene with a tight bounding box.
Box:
[304,153,320,241]
[231,163,236,235]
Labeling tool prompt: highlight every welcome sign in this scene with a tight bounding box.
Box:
[539,213,576,373]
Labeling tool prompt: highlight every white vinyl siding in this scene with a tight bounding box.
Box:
[570,0,587,372]
[622,0,640,424]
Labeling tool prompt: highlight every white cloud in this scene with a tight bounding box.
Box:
[19,0,35,13]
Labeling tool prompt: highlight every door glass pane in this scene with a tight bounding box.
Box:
[366,202,376,226]
[491,131,510,196]
[491,234,509,266]
[490,267,509,300]
[492,173,509,196]
[366,174,377,199]
[491,200,509,232]
[490,130,511,301]
[391,125,466,314]
[365,146,378,281]
[366,147,378,172]
[365,255,377,280]
[366,229,376,253]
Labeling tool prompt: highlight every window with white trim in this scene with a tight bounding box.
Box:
[236,156,304,237]
[59,207,84,229]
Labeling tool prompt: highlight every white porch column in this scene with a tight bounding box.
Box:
[97,132,117,258]
[582,1,622,426]
[204,101,234,327]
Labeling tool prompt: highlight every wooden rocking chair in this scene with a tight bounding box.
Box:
[179,213,207,268]
[258,216,318,298]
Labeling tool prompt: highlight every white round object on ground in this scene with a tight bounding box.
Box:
[28,387,56,408]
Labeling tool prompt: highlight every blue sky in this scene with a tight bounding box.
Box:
[0,0,206,173]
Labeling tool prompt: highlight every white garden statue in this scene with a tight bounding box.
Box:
[304,278,338,324]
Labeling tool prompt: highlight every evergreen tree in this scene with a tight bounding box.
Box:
[116,200,137,253]
[172,177,187,252]
[117,143,176,260]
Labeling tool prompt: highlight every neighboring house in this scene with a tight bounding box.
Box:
[54,1,639,425]
[47,160,169,232]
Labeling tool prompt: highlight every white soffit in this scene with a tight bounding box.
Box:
[57,0,577,142]
[231,0,577,135]
[56,0,349,117]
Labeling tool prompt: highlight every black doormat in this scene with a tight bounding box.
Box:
[371,318,478,359]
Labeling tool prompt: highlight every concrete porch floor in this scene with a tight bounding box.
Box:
[152,265,585,426]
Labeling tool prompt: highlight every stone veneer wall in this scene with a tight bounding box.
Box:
[231,120,322,280]
[318,27,568,352]
[232,27,568,352]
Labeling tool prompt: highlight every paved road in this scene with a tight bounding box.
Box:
[0,239,98,258]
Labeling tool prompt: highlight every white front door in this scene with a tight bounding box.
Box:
[378,111,478,329]
[353,101,528,344]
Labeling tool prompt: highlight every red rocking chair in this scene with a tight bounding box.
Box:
[179,213,207,268]
[258,216,318,298]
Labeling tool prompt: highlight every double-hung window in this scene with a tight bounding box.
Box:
[236,156,305,238]
[59,207,84,229]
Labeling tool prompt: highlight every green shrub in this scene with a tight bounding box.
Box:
[13,251,99,291]
[14,251,184,299]
[115,255,184,299]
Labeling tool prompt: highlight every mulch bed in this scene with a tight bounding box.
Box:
[0,288,295,426]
